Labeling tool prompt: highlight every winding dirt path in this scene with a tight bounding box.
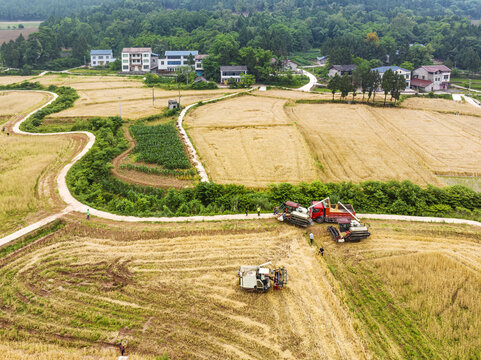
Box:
[1,88,480,248]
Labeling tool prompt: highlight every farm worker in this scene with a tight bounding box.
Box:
[245,207,248,216]
[257,206,261,217]
[309,232,314,245]
[118,342,126,356]
[1,126,4,132]
[86,209,90,220]
[319,246,324,256]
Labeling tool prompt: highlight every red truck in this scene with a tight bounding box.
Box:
[309,198,357,223]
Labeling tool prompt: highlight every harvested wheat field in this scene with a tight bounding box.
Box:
[317,220,481,360]
[402,96,481,116]
[0,91,49,119]
[252,88,332,100]
[0,134,75,237]
[287,103,481,183]
[185,95,318,186]
[0,76,35,85]
[35,75,144,90]
[0,219,367,360]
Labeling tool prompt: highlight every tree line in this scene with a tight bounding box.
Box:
[328,68,407,105]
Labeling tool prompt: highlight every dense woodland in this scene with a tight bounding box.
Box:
[1,0,481,76]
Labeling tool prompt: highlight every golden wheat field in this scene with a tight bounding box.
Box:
[0,134,75,237]
[401,96,481,116]
[187,89,481,186]
[318,220,481,360]
[251,89,332,100]
[185,95,319,186]
[0,219,367,360]
[1,218,480,359]
[31,75,241,119]
[0,76,35,85]
[0,91,49,120]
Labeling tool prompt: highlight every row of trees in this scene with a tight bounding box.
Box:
[327,68,407,105]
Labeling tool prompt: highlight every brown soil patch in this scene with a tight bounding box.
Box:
[0,28,38,44]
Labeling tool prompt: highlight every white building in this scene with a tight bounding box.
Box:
[371,66,411,89]
[411,65,451,91]
[121,47,158,74]
[158,50,198,72]
[194,54,208,76]
[220,66,248,84]
[90,49,115,67]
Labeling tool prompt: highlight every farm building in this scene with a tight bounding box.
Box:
[411,65,451,91]
[371,66,411,89]
[195,54,208,76]
[220,65,248,84]
[317,55,328,65]
[90,49,115,67]
[121,47,158,74]
[158,50,198,73]
[328,64,356,77]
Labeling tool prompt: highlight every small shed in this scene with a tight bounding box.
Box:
[168,99,178,109]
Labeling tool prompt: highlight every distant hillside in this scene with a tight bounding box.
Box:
[1,0,481,20]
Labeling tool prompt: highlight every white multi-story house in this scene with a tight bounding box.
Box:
[194,54,208,76]
[90,50,115,67]
[158,50,198,73]
[371,66,411,89]
[220,65,248,84]
[121,47,158,74]
[411,65,451,91]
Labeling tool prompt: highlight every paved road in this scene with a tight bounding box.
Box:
[298,69,318,92]
[2,88,480,247]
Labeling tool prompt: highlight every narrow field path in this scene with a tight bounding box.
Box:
[297,69,317,91]
[1,88,480,248]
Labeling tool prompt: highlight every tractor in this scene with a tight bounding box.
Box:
[238,262,287,292]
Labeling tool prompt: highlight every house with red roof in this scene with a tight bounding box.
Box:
[411,65,451,91]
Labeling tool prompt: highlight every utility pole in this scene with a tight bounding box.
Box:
[469,79,472,96]
[177,75,181,108]
[152,87,155,107]
[118,97,122,119]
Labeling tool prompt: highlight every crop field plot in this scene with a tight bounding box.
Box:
[0,76,35,85]
[252,88,332,100]
[185,95,319,186]
[319,220,481,360]
[0,91,49,121]
[0,220,366,360]
[34,75,240,120]
[287,103,481,184]
[401,96,481,116]
[0,134,75,237]
[0,21,40,44]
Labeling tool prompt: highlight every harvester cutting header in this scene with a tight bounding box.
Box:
[275,197,371,242]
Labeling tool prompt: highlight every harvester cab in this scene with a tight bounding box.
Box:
[238,262,287,292]
[275,201,313,227]
[328,217,371,242]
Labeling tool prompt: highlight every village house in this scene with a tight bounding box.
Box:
[121,47,158,74]
[158,50,198,73]
[90,49,115,67]
[411,65,451,91]
[220,65,248,84]
[316,55,328,66]
[371,66,411,89]
[280,59,298,71]
[194,54,208,76]
[328,64,356,77]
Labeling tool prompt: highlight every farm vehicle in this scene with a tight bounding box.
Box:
[275,197,371,241]
[238,261,287,292]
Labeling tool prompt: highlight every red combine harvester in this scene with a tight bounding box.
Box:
[275,197,371,242]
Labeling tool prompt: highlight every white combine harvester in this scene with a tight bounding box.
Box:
[238,261,287,292]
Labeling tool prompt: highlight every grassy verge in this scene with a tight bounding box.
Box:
[0,220,64,259]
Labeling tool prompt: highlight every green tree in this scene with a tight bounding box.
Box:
[202,56,220,82]
[370,70,381,103]
[339,73,352,99]
[328,74,341,100]
[186,53,195,67]
[381,69,395,105]
[240,73,255,87]
[399,61,414,71]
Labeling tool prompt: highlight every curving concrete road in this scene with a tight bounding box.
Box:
[298,69,318,92]
[1,88,480,247]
